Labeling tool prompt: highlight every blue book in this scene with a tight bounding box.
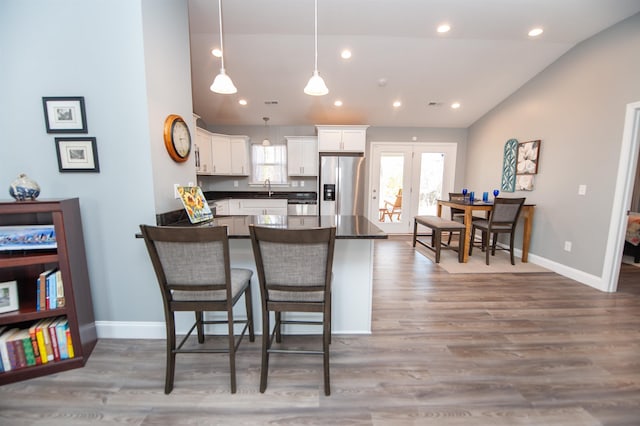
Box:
[47,271,57,310]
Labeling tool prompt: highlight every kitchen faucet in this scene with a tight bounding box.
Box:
[264,178,273,197]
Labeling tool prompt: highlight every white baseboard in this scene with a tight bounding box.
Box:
[95,320,371,339]
[513,248,606,292]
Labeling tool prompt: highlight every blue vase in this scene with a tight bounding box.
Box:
[9,173,40,201]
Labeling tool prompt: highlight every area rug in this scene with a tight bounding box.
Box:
[622,255,640,268]
[409,241,551,274]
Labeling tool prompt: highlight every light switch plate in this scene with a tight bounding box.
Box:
[578,184,587,195]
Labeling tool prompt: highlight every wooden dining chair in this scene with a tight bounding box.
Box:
[249,225,336,396]
[469,197,526,265]
[446,192,466,245]
[139,224,255,394]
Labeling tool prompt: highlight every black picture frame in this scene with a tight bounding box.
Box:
[55,137,100,173]
[43,96,88,133]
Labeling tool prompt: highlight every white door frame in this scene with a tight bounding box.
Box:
[604,101,640,292]
[367,142,457,233]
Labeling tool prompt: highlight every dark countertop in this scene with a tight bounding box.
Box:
[148,214,387,240]
[204,191,317,204]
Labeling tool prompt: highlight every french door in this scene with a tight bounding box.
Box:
[369,142,457,233]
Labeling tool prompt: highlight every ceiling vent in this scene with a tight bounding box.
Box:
[427,101,442,107]
[264,100,279,105]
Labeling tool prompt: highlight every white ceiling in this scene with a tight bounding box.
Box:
[188,0,640,128]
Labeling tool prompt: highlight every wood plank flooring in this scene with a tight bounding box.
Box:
[1,235,640,425]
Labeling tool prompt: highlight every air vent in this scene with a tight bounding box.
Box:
[427,101,441,107]
[264,100,279,105]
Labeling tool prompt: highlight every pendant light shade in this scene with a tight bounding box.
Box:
[262,117,271,146]
[210,0,237,94]
[304,0,328,96]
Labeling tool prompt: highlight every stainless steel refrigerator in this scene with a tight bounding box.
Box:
[319,153,366,216]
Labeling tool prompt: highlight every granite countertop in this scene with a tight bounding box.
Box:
[150,214,386,240]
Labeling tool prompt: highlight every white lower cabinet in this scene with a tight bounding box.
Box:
[228,199,287,216]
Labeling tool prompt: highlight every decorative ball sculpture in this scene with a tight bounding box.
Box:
[9,173,40,201]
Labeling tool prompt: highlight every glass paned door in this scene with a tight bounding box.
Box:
[369,143,457,234]
[417,153,445,216]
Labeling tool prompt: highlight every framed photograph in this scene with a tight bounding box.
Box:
[42,96,88,133]
[0,225,57,252]
[55,137,100,172]
[516,140,541,175]
[0,281,19,314]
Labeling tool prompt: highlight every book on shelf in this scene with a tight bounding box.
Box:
[0,326,8,372]
[55,270,65,308]
[18,329,36,367]
[46,270,57,310]
[47,318,60,361]
[37,268,56,311]
[4,328,22,370]
[38,318,55,363]
[34,319,49,364]
[66,326,74,359]
[28,323,42,365]
[55,317,69,360]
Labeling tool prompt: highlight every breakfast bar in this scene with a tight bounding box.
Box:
[161,215,386,335]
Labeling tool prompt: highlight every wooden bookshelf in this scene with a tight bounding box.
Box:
[0,198,96,385]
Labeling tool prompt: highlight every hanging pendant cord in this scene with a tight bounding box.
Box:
[313,0,318,71]
[218,0,225,70]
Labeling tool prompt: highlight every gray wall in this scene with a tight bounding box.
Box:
[466,13,640,277]
[0,0,195,324]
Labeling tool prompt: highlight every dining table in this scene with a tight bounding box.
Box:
[436,199,535,263]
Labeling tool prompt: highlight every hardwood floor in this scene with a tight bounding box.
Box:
[2,236,640,425]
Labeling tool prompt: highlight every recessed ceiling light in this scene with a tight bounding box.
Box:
[393,101,402,108]
[238,99,247,106]
[341,49,352,59]
[451,102,461,109]
[377,78,388,87]
[334,100,343,107]
[437,24,450,33]
[211,48,222,57]
[528,28,543,37]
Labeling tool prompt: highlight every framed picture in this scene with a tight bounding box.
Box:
[42,96,88,133]
[516,140,541,175]
[0,225,57,252]
[0,281,19,314]
[55,137,100,172]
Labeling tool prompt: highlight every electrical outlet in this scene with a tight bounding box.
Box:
[233,180,239,187]
[300,180,305,187]
[173,184,181,199]
[564,241,572,252]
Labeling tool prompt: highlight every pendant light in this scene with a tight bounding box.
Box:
[210,0,237,94]
[262,117,271,146]
[304,0,329,96]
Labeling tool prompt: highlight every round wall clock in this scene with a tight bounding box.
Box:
[163,114,192,162]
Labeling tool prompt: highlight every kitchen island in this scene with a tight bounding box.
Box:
[170,215,386,335]
[215,215,385,335]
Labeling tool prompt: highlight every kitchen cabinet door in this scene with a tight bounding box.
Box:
[287,136,318,176]
[230,136,250,175]
[211,134,232,175]
[195,128,213,175]
[317,125,368,152]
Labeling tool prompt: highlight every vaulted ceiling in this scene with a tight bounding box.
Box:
[188,0,640,128]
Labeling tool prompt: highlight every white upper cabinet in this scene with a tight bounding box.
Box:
[229,136,250,176]
[317,125,369,152]
[195,127,214,175]
[286,136,318,176]
[195,128,250,176]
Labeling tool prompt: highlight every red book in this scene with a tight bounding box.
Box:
[48,318,61,361]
